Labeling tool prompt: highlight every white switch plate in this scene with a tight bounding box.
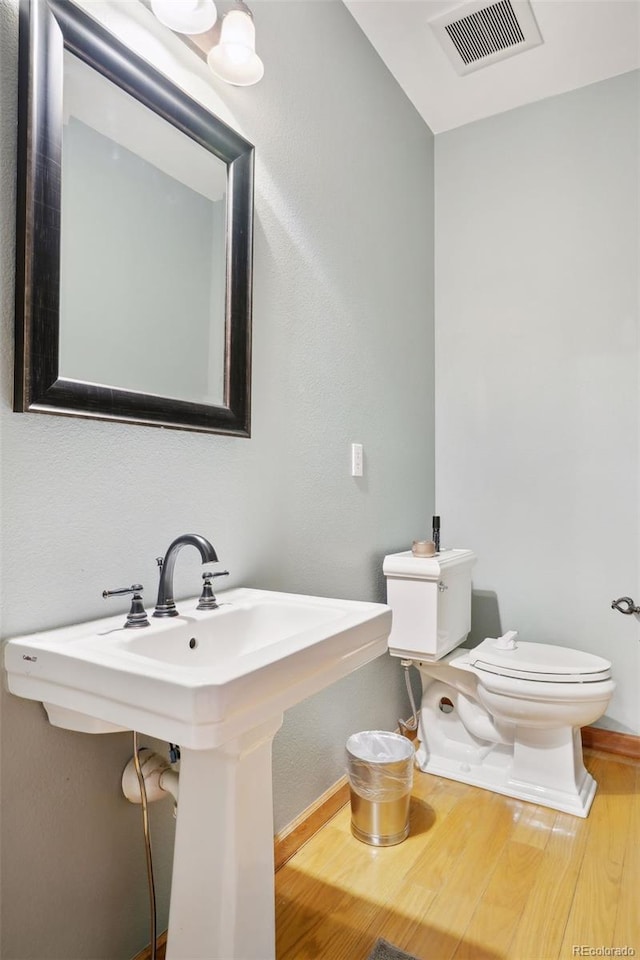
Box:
[351,443,363,477]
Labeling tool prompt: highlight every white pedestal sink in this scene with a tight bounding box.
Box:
[4,587,392,959]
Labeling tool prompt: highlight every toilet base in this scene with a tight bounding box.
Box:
[415,737,597,818]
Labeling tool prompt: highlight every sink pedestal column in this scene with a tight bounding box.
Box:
[165,715,284,960]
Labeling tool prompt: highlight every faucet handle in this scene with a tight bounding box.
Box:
[103,584,150,629]
[102,583,143,598]
[197,570,229,611]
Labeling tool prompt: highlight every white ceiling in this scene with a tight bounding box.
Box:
[343,0,640,133]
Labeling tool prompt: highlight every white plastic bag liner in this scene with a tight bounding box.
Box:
[346,730,414,803]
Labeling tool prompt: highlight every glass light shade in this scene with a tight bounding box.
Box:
[207,8,264,86]
[151,0,217,35]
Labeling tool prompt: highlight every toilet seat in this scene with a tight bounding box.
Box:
[467,639,612,684]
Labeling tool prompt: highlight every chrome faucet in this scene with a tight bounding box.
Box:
[154,534,219,618]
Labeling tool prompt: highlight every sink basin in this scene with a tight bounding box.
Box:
[4,587,391,749]
[5,586,392,960]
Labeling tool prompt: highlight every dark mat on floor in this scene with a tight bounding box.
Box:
[367,939,420,960]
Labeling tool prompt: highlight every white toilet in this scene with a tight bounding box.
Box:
[383,549,615,817]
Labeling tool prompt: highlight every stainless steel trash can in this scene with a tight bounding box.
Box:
[345,731,414,846]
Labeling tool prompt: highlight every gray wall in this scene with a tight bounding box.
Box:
[0,1,434,957]
[435,71,640,735]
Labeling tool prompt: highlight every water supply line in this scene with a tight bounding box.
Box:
[398,659,425,742]
[132,732,157,960]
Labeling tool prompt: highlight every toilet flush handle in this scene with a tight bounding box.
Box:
[494,630,518,650]
[611,596,640,615]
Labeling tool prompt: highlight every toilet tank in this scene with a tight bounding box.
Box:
[383,549,476,661]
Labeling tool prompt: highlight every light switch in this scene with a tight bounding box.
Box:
[351,443,363,477]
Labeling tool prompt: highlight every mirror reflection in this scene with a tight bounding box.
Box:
[60,52,228,406]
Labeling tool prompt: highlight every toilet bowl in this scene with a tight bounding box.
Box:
[383,550,615,817]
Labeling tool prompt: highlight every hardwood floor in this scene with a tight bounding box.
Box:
[134,746,638,960]
[275,749,639,960]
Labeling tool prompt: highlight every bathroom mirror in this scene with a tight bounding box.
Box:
[15,0,254,435]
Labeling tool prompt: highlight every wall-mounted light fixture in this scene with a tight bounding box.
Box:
[208,3,264,86]
[149,0,264,86]
[150,0,218,35]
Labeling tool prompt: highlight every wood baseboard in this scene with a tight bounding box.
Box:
[274,775,350,871]
[131,931,166,960]
[581,725,640,760]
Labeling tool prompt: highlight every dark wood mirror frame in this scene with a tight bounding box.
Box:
[15,0,254,436]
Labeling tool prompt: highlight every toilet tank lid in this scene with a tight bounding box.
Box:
[469,638,612,678]
[383,548,476,580]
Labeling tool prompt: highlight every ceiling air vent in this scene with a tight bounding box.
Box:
[429,0,543,76]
